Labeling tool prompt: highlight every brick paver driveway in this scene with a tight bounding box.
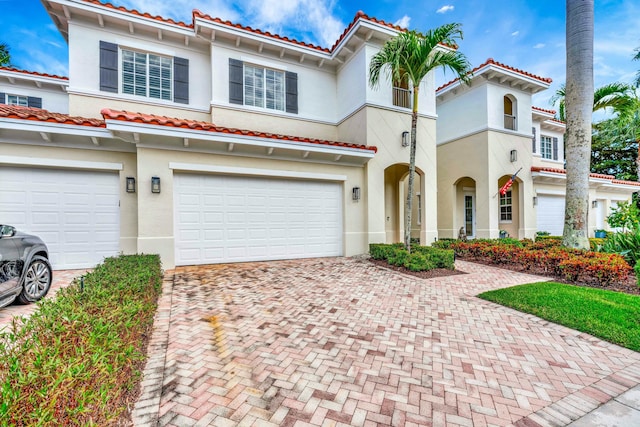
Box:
[133,258,640,426]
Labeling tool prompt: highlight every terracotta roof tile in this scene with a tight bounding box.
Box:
[437,58,553,92]
[100,109,377,153]
[532,106,556,115]
[193,10,330,53]
[0,105,105,127]
[81,0,191,28]
[0,66,68,80]
[531,166,640,186]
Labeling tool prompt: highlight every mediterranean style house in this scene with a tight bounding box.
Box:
[0,0,637,270]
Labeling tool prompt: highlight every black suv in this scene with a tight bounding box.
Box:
[0,224,52,308]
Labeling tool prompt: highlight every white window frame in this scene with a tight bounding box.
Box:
[416,193,422,225]
[243,63,285,112]
[121,48,173,101]
[499,190,513,222]
[540,135,553,159]
[6,94,28,106]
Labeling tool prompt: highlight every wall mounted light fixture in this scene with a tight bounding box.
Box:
[533,196,538,206]
[401,131,410,147]
[510,149,518,162]
[592,200,599,209]
[352,186,361,201]
[151,176,161,194]
[126,177,136,193]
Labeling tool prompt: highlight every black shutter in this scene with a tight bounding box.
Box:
[532,127,536,153]
[27,97,42,108]
[0,92,5,104]
[285,71,298,114]
[552,137,558,160]
[99,41,119,93]
[229,58,243,105]
[173,57,189,104]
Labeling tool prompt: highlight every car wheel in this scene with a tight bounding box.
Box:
[17,256,52,304]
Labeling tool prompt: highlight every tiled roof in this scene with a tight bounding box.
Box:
[193,10,330,53]
[100,109,378,153]
[437,58,553,92]
[531,166,640,186]
[81,0,191,28]
[330,11,404,51]
[532,106,556,115]
[0,66,68,81]
[0,105,105,127]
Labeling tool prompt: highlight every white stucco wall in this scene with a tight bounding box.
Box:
[436,84,488,144]
[486,84,532,135]
[211,44,338,124]
[0,82,69,113]
[67,20,211,117]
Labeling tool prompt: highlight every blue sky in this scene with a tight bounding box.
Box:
[3,0,640,110]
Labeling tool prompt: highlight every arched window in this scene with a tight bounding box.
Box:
[504,95,517,130]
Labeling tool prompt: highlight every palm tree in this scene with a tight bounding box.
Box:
[369,25,471,252]
[551,82,632,122]
[0,42,11,67]
[633,46,640,88]
[563,0,594,250]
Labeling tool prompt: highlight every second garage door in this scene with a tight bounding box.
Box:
[174,174,343,265]
[537,194,565,236]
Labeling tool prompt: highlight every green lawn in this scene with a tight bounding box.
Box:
[478,282,640,351]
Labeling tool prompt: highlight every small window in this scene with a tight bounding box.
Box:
[7,95,28,106]
[500,190,512,222]
[244,64,285,111]
[504,95,517,130]
[540,136,553,159]
[121,49,172,101]
[416,193,422,225]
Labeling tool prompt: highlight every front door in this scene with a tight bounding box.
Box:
[464,194,475,238]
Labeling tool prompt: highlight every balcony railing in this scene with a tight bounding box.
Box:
[504,114,517,130]
[393,87,412,109]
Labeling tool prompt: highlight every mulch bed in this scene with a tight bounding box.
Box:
[368,258,466,279]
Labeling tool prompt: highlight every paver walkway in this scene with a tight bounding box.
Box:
[131,257,640,426]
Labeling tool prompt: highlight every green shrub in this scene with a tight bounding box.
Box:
[388,248,410,267]
[414,246,455,269]
[405,253,435,271]
[607,200,640,231]
[601,227,640,266]
[0,254,163,426]
[369,243,394,260]
[635,262,640,287]
[432,239,456,249]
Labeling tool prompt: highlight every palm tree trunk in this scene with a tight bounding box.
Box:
[563,0,593,249]
[405,87,420,253]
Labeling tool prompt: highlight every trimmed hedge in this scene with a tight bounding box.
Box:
[369,243,455,271]
[0,254,163,426]
[450,239,630,287]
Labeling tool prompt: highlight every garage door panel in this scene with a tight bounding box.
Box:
[537,195,565,236]
[174,174,343,265]
[0,167,120,269]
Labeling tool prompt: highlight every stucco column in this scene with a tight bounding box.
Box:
[365,161,386,244]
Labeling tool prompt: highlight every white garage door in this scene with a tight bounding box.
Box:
[174,173,343,265]
[0,167,120,269]
[537,194,565,236]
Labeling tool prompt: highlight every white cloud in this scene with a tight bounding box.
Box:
[394,15,411,29]
[436,5,454,14]
[511,31,519,36]
[533,43,546,49]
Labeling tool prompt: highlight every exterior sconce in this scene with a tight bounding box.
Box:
[126,177,136,193]
[533,196,538,206]
[592,200,598,209]
[151,176,161,194]
[352,187,361,201]
[401,131,410,147]
[510,149,518,162]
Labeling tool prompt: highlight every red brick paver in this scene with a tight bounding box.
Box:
[0,269,88,330]
[132,258,640,426]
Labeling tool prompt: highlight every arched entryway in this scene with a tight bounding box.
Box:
[453,177,477,238]
[384,164,424,244]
